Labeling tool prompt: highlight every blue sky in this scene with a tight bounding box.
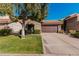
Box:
[46,3,79,20]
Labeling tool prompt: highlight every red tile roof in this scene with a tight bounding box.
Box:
[0,19,11,23]
[41,20,63,25]
[0,16,11,23]
[65,13,79,20]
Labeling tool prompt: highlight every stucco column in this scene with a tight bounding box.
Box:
[58,25,61,31]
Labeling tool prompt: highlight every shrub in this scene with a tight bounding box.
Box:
[71,31,79,38]
[0,29,12,36]
[58,30,64,33]
[34,29,40,34]
[69,30,76,34]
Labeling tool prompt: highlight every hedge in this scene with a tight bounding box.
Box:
[0,29,12,36]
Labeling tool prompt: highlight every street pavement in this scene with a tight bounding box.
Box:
[42,33,79,56]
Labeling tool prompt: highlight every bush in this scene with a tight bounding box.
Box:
[34,29,40,34]
[71,31,79,38]
[0,29,12,36]
[69,30,76,34]
[58,30,64,33]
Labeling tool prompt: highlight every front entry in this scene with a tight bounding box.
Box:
[25,24,34,34]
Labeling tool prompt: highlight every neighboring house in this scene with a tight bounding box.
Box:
[64,13,79,33]
[41,20,63,32]
[0,15,11,30]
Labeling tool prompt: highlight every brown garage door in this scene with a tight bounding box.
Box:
[42,25,58,32]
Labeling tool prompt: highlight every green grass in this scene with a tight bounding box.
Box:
[0,34,43,54]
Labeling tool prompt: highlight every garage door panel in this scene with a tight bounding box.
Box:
[42,26,57,32]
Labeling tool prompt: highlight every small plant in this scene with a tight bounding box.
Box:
[58,30,64,33]
[34,29,40,34]
[0,29,12,36]
[69,30,76,34]
[71,31,79,38]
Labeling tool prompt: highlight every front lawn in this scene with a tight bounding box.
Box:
[0,34,43,54]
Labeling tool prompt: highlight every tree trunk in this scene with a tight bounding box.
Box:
[21,20,26,39]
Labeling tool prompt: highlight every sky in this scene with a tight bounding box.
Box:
[46,3,79,20]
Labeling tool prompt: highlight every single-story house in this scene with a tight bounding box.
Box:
[64,13,79,33]
[0,15,11,30]
[8,18,41,34]
[41,20,63,33]
[0,15,41,34]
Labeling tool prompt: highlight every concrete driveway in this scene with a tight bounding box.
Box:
[42,33,79,56]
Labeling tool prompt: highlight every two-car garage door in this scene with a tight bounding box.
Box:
[42,25,58,32]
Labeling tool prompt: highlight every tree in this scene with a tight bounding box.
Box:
[19,10,27,39]
[0,3,48,39]
[25,3,48,22]
[15,3,48,39]
[0,3,12,16]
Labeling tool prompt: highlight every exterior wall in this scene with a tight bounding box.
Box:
[24,19,41,31]
[77,15,79,21]
[76,22,79,31]
[32,21,41,30]
[66,17,77,32]
[76,16,79,31]
[58,25,61,31]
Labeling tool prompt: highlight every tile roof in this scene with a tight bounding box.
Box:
[0,15,11,23]
[41,20,63,25]
[65,13,79,20]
